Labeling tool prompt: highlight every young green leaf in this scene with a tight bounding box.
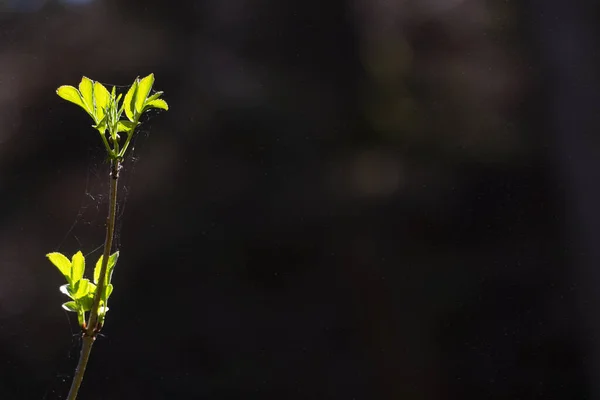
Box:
[72,278,91,300]
[60,284,72,298]
[107,251,119,281]
[135,73,155,114]
[94,251,119,284]
[105,283,114,300]
[78,77,95,118]
[93,254,103,284]
[93,81,110,123]
[146,91,164,103]
[93,114,108,134]
[62,301,78,312]
[71,251,85,284]
[56,86,91,117]
[79,292,95,312]
[47,252,72,283]
[123,79,138,122]
[115,93,124,117]
[117,120,135,133]
[144,98,169,112]
[98,304,109,318]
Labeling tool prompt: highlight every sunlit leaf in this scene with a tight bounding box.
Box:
[59,284,71,297]
[115,93,124,118]
[73,278,91,300]
[78,77,95,117]
[47,252,72,283]
[71,251,85,284]
[107,251,119,282]
[146,91,163,102]
[135,73,154,114]
[117,120,135,133]
[94,254,103,284]
[56,86,87,113]
[62,301,78,312]
[123,80,138,122]
[79,293,94,312]
[105,283,113,300]
[93,115,107,134]
[94,251,119,284]
[93,81,110,122]
[144,98,168,111]
[98,305,109,316]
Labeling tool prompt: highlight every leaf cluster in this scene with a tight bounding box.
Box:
[56,73,168,160]
[46,251,119,328]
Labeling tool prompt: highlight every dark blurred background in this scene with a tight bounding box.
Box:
[0,0,599,399]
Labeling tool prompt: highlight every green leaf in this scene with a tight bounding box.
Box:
[135,73,155,114]
[97,305,109,327]
[105,283,114,300]
[94,251,119,284]
[62,301,78,312]
[115,93,124,118]
[93,81,110,122]
[94,254,103,284]
[107,251,119,282]
[123,79,138,122]
[78,77,95,117]
[56,86,88,114]
[93,115,107,134]
[117,120,135,133]
[144,98,169,111]
[47,252,72,283]
[59,284,72,298]
[80,281,97,310]
[73,278,91,300]
[146,91,163,102]
[71,251,85,284]
[79,293,94,312]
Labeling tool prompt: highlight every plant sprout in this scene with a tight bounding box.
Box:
[46,251,119,329]
[47,74,168,400]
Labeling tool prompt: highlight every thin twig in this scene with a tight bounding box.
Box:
[65,335,94,400]
[66,158,120,400]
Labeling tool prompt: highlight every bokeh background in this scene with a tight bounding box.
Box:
[0,0,599,399]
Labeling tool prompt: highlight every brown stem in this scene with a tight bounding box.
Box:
[66,158,120,400]
[65,335,94,400]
